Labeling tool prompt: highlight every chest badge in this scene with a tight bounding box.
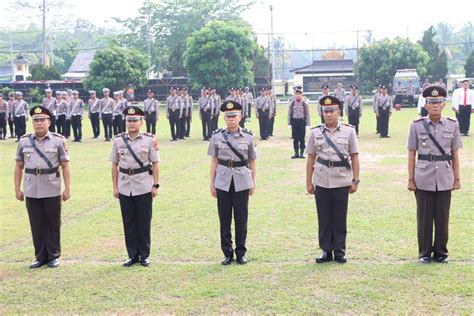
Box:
[422,141,427,148]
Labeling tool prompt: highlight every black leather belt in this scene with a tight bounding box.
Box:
[25,167,59,176]
[119,166,148,175]
[418,154,452,161]
[317,157,350,168]
[218,159,248,168]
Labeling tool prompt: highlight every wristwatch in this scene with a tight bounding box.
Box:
[152,184,160,189]
[352,179,360,185]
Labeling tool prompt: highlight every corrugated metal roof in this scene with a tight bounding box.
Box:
[67,50,96,73]
[290,59,353,73]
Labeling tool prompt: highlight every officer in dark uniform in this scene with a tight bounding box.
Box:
[256,87,270,140]
[407,86,462,263]
[110,106,160,267]
[144,89,159,135]
[306,96,360,264]
[208,100,257,265]
[199,87,213,140]
[7,91,16,138]
[374,85,393,138]
[88,90,101,138]
[344,85,363,135]
[165,87,183,141]
[14,106,71,268]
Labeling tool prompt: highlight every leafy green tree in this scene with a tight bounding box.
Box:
[465,51,474,77]
[419,26,448,80]
[83,44,149,93]
[183,21,255,91]
[115,0,251,74]
[28,64,61,80]
[355,37,429,92]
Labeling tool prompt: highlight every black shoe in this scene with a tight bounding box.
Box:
[29,260,47,269]
[237,256,248,265]
[334,255,347,264]
[123,257,139,267]
[140,257,150,267]
[419,256,431,264]
[179,137,185,140]
[48,258,60,268]
[433,256,448,263]
[299,152,305,159]
[291,153,299,159]
[221,256,233,265]
[315,251,333,263]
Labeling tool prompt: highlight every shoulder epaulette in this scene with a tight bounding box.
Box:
[447,117,457,122]
[20,133,32,138]
[413,117,423,122]
[311,124,323,129]
[143,132,153,137]
[51,132,64,138]
[242,128,253,135]
[212,128,224,135]
[116,133,124,137]
[342,123,355,128]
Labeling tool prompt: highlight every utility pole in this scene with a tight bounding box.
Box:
[146,0,152,63]
[9,28,14,81]
[270,5,276,96]
[41,0,47,65]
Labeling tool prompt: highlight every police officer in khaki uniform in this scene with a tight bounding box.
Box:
[0,94,8,139]
[374,85,392,138]
[334,83,345,119]
[7,92,16,138]
[267,87,277,136]
[199,87,213,141]
[56,91,68,136]
[112,91,126,136]
[101,88,114,141]
[393,81,404,105]
[407,86,462,264]
[166,87,183,141]
[144,89,159,135]
[318,83,330,124]
[182,87,193,137]
[344,85,362,135]
[256,87,270,140]
[407,81,416,107]
[288,86,310,158]
[211,88,221,131]
[69,90,84,142]
[208,100,257,265]
[110,106,160,267]
[88,90,101,138]
[13,91,29,142]
[42,88,57,132]
[306,96,360,264]
[14,106,71,268]
[243,87,253,119]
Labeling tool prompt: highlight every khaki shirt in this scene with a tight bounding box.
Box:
[166,95,183,117]
[287,99,310,126]
[334,88,345,101]
[110,133,160,196]
[256,95,270,112]
[42,97,57,115]
[407,117,462,191]
[15,132,69,198]
[13,99,29,117]
[207,127,257,192]
[393,84,404,95]
[88,98,101,113]
[307,122,359,188]
[144,97,159,115]
[374,94,392,115]
[7,99,15,117]
[344,94,362,116]
[0,100,7,114]
[56,99,68,115]
[212,95,220,116]
[69,98,84,118]
[101,97,114,113]
[407,84,415,96]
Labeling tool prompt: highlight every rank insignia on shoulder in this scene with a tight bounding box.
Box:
[413,117,423,122]
[447,117,457,122]
[311,124,322,129]
[242,128,253,135]
[342,123,355,128]
[212,128,224,134]
[116,133,123,137]
[143,132,153,137]
[51,132,64,138]
[21,133,32,138]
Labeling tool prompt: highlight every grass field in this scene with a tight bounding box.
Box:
[0,102,473,314]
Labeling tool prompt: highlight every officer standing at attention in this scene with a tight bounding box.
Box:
[13,91,29,142]
[407,80,416,107]
[287,86,310,159]
[144,89,159,135]
[373,84,382,134]
[267,87,277,137]
[166,87,183,141]
[69,90,84,142]
[318,83,330,123]
[88,90,101,138]
[256,87,270,140]
[211,88,221,131]
[333,83,345,119]
[14,105,71,268]
[42,88,57,132]
[0,94,8,140]
[393,81,404,105]
[199,87,213,141]
[112,91,125,136]
[306,96,360,264]
[56,91,68,136]
[100,88,114,141]
[243,87,254,120]
[407,86,462,264]
[344,85,362,135]
[374,85,393,138]
[118,91,129,132]
[208,100,257,265]
[63,91,72,139]
[182,87,193,137]
[110,106,160,267]
[7,92,16,138]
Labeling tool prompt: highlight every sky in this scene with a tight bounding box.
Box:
[0,0,473,48]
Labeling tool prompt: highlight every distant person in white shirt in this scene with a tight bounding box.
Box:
[452,79,474,136]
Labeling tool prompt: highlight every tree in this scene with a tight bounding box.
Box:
[183,21,255,91]
[355,37,429,92]
[53,40,79,74]
[465,51,474,77]
[84,44,149,93]
[419,26,448,80]
[114,0,251,73]
[28,64,61,80]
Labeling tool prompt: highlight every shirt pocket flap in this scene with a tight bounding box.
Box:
[22,147,34,154]
[442,131,454,139]
[336,136,349,145]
